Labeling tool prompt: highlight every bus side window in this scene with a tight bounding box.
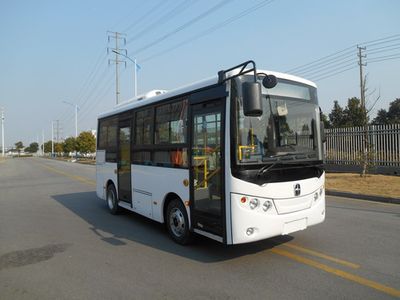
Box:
[98,117,118,163]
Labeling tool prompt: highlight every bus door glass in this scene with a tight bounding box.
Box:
[118,119,132,203]
[190,99,224,238]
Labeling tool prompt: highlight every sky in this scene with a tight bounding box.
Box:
[0,0,399,148]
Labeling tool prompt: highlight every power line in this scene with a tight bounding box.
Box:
[366,42,400,54]
[298,56,356,78]
[75,68,115,123]
[130,0,232,54]
[294,52,355,77]
[287,34,400,75]
[57,51,108,128]
[73,49,107,105]
[141,0,275,63]
[312,65,358,82]
[359,34,400,48]
[367,53,400,63]
[285,46,355,73]
[126,0,197,45]
[58,60,109,131]
[309,62,358,81]
[122,0,169,34]
[59,0,274,129]
[109,1,147,32]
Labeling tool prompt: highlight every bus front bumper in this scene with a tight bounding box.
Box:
[230,192,325,244]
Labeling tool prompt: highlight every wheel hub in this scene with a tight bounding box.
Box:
[169,208,185,237]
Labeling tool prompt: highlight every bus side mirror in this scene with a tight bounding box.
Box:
[320,121,326,143]
[319,107,327,143]
[242,82,262,117]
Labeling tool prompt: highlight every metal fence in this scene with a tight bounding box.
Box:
[325,124,400,167]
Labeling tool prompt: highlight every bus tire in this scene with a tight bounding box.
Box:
[166,199,192,245]
[106,184,120,215]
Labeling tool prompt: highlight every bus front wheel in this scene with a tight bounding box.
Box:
[106,184,120,215]
[166,199,191,245]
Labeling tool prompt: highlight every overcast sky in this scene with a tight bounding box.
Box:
[1,0,399,147]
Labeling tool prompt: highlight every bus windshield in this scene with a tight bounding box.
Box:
[234,79,321,165]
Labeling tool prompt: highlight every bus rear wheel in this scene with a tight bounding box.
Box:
[106,184,120,215]
[166,199,192,245]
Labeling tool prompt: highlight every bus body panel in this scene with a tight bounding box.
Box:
[96,160,118,200]
[130,165,190,223]
[229,173,325,244]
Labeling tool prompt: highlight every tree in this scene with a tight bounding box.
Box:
[343,97,368,127]
[25,142,39,153]
[43,141,52,153]
[328,98,368,127]
[15,141,24,154]
[372,109,389,125]
[329,100,346,127]
[387,98,400,124]
[54,142,63,155]
[63,137,76,154]
[76,131,96,154]
[372,98,400,124]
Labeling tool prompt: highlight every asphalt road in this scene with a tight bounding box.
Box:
[0,157,399,299]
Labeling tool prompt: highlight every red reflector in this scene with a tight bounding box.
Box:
[241,197,247,203]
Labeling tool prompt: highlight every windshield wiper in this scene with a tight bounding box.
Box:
[257,160,279,177]
[263,152,303,160]
[257,153,295,177]
[257,152,316,177]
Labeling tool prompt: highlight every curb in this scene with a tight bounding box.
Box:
[326,190,400,205]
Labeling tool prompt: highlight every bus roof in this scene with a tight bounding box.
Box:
[98,69,316,119]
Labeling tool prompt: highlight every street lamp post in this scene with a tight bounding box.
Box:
[112,50,140,97]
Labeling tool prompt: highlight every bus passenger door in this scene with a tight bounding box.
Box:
[117,120,132,203]
[190,99,225,241]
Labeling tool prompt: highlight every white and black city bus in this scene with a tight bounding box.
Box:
[96,61,326,245]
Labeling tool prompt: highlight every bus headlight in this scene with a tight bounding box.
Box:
[232,193,276,215]
[246,227,255,236]
[249,198,259,209]
[314,192,319,201]
[263,200,272,212]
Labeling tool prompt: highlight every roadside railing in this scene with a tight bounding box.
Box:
[325,124,400,167]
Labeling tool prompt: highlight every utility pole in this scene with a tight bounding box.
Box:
[1,107,4,157]
[107,31,127,104]
[51,121,54,157]
[358,46,367,113]
[357,45,368,176]
[42,130,44,156]
[56,120,60,143]
[51,120,60,157]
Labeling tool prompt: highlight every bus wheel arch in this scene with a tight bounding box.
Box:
[163,194,192,245]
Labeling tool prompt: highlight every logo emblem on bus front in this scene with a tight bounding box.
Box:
[294,184,301,196]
